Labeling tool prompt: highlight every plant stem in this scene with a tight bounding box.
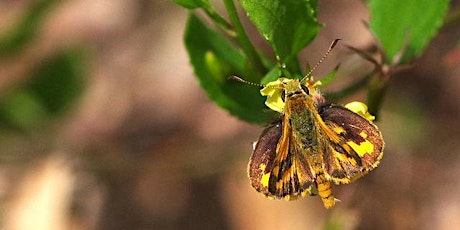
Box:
[223,0,266,80]
[202,6,236,37]
[366,71,389,119]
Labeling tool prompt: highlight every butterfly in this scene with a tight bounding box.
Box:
[247,77,384,208]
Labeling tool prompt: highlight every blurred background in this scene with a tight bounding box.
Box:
[0,0,459,230]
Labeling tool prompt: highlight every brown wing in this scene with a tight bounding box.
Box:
[318,104,384,184]
[248,121,282,194]
[248,118,316,199]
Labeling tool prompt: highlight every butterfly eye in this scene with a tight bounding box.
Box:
[301,85,310,95]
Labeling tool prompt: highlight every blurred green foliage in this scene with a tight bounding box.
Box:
[0,49,86,131]
[0,0,87,131]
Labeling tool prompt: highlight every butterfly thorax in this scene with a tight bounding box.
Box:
[282,80,325,156]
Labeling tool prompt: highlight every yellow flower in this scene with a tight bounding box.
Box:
[345,101,375,121]
[260,78,288,113]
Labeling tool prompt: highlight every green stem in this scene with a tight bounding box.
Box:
[366,71,389,120]
[202,6,236,37]
[223,0,266,80]
[287,56,302,77]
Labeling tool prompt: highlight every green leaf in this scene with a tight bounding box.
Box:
[185,13,274,124]
[369,0,450,63]
[240,0,321,71]
[172,0,210,9]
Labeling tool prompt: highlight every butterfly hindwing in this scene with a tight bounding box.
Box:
[318,104,384,184]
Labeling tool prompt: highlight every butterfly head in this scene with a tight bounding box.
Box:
[260,78,324,113]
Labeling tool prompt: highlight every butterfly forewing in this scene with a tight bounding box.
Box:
[248,121,282,195]
[249,120,316,199]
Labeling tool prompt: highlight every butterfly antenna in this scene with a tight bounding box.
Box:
[301,39,340,82]
[228,76,264,88]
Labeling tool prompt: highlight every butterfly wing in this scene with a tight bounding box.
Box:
[318,104,384,184]
[248,119,317,199]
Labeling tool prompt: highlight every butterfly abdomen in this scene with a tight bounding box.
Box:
[315,171,335,208]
